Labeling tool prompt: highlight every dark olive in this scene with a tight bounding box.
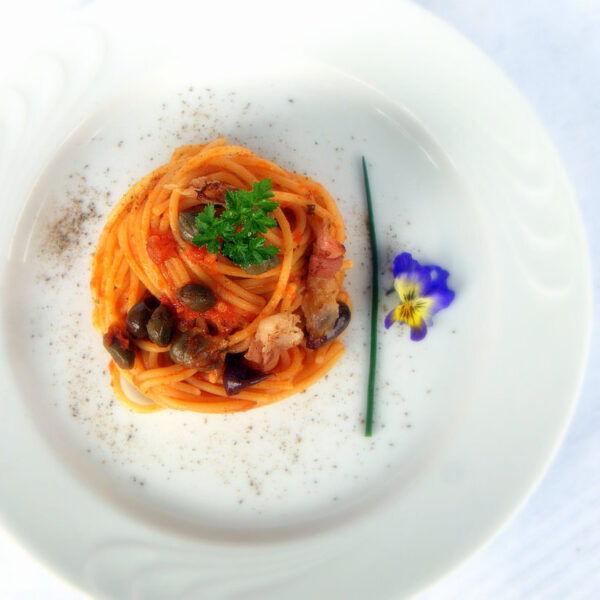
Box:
[223,353,271,396]
[147,304,174,347]
[241,255,280,275]
[305,301,351,349]
[169,329,213,368]
[126,297,160,339]
[178,209,201,243]
[176,283,216,313]
[103,331,135,369]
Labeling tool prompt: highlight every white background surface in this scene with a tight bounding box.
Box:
[0,1,598,598]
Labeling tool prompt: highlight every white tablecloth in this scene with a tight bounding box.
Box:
[1,1,598,598]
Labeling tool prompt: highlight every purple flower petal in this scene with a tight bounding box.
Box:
[384,309,396,329]
[393,252,422,278]
[428,287,455,317]
[410,320,427,341]
[423,266,450,295]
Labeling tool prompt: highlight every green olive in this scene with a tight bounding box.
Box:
[176,284,216,313]
[126,297,159,339]
[178,209,201,243]
[241,255,280,275]
[147,304,174,347]
[169,329,211,368]
[103,332,135,369]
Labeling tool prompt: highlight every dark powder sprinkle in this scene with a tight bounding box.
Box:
[43,196,101,260]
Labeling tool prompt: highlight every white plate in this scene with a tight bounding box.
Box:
[0,1,591,598]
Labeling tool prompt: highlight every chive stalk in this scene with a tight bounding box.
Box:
[362,157,378,437]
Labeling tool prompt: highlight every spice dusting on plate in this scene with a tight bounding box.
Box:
[44,195,100,259]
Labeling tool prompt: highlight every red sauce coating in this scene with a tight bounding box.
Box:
[202,300,246,335]
[105,324,131,349]
[147,230,177,265]
[160,295,200,331]
[186,245,217,267]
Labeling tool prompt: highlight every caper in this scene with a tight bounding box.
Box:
[103,331,135,369]
[147,304,174,347]
[169,329,211,368]
[176,283,216,313]
[241,255,280,275]
[126,297,159,339]
[178,209,201,243]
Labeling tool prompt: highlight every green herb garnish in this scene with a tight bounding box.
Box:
[192,179,280,267]
[362,157,378,437]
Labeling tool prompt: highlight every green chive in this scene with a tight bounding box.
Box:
[362,157,378,437]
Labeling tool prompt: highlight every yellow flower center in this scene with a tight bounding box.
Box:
[393,277,433,328]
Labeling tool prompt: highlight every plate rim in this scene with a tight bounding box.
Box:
[0,1,592,598]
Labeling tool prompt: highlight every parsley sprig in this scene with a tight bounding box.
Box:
[192,179,280,268]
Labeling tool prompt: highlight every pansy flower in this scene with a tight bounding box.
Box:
[384,252,455,341]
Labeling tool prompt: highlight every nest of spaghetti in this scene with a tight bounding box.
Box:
[91,137,352,413]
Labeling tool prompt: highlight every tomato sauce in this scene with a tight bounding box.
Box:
[105,324,131,349]
[186,245,217,268]
[160,295,200,331]
[202,300,246,335]
[147,230,177,265]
